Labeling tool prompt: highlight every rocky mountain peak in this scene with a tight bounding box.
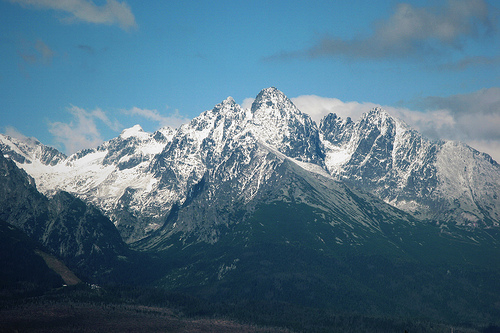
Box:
[153,126,176,143]
[346,108,400,156]
[367,106,385,115]
[221,96,236,106]
[245,88,325,165]
[360,107,395,128]
[251,87,296,115]
[319,113,355,146]
[210,96,242,118]
[319,113,354,129]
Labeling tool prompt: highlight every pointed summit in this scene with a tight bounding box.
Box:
[215,96,236,108]
[223,96,236,104]
[250,87,306,123]
[254,86,282,99]
[356,107,399,138]
[251,87,294,113]
[120,124,149,140]
[211,96,240,115]
[247,87,325,165]
[360,107,393,123]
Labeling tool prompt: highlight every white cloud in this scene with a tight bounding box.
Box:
[291,95,379,123]
[241,98,255,110]
[466,140,500,162]
[9,0,137,31]
[91,107,122,131]
[46,104,189,154]
[48,105,122,154]
[122,107,190,129]
[410,88,500,161]
[291,88,500,163]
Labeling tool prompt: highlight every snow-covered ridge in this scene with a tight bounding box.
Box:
[0,133,66,166]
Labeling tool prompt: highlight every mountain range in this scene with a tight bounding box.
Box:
[2,87,499,242]
[1,87,500,331]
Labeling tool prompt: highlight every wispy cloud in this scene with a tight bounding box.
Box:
[3,126,30,141]
[19,39,55,65]
[90,107,123,132]
[47,105,188,154]
[438,54,500,71]
[269,0,495,61]
[77,44,95,54]
[292,87,500,162]
[122,107,190,129]
[241,98,255,111]
[34,39,55,63]
[48,105,122,154]
[9,0,137,31]
[415,87,500,116]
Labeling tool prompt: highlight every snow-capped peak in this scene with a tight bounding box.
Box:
[246,87,325,165]
[120,124,149,140]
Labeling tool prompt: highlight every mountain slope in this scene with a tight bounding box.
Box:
[134,150,500,327]
[0,219,65,295]
[132,120,500,326]
[137,141,417,252]
[0,125,175,243]
[0,153,133,282]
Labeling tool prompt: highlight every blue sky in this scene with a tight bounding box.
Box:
[1,0,500,160]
